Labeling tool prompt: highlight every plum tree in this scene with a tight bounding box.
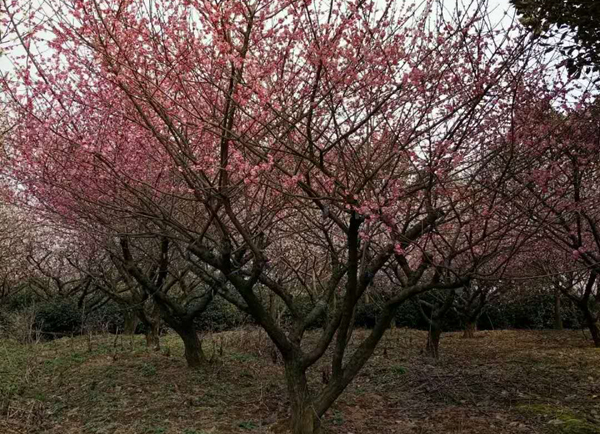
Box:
[1,0,566,431]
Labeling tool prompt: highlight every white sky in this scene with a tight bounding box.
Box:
[0,0,516,75]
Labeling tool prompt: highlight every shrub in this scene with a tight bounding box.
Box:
[0,285,586,338]
[194,297,250,332]
[35,299,82,336]
[3,289,37,312]
[481,293,583,330]
[83,302,127,333]
[1,289,140,337]
[352,292,583,332]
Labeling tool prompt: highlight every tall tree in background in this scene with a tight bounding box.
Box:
[511,0,600,77]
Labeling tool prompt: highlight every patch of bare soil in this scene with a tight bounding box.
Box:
[1,329,599,433]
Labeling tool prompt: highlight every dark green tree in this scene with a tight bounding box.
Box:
[511,0,600,77]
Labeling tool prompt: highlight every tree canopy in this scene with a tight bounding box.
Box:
[511,0,600,76]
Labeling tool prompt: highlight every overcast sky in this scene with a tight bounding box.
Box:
[0,0,517,77]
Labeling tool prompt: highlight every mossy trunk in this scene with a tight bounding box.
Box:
[285,362,320,434]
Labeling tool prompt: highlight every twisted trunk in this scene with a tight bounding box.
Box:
[175,322,206,368]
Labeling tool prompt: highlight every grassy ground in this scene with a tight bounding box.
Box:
[1,328,600,434]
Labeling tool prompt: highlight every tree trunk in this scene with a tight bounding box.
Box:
[177,323,206,368]
[585,315,600,348]
[463,321,477,339]
[425,325,441,358]
[285,362,320,434]
[590,322,600,348]
[145,321,160,350]
[580,302,600,347]
[123,311,139,335]
[554,289,563,330]
[145,303,161,350]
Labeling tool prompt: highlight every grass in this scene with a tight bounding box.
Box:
[0,329,599,433]
[140,362,157,377]
[518,404,600,434]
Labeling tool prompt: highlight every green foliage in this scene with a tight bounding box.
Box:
[511,0,600,77]
[354,302,384,329]
[35,299,81,335]
[518,404,600,433]
[0,291,129,338]
[140,363,157,377]
[85,302,128,333]
[0,285,586,341]
[354,294,458,330]
[391,365,408,376]
[482,293,582,330]
[200,291,584,333]
[194,297,250,332]
[355,292,583,331]
[3,289,37,312]
[331,410,345,426]
[238,420,258,430]
[229,352,257,363]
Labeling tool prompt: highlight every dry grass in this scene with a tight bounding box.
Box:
[1,328,599,433]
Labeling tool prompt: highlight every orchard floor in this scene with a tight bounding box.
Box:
[1,329,600,434]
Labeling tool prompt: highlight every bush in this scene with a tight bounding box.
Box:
[3,289,37,312]
[354,302,381,329]
[480,293,583,330]
[353,292,584,332]
[0,292,129,339]
[83,301,127,333]
[35,299,82,336]
[194,297,250,332]
[0,287,586,339]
